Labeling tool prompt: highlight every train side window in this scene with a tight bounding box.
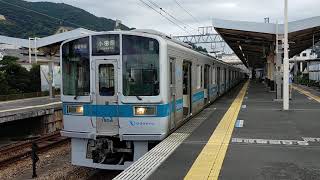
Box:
[201,66,203,88]
[197,65,201,89]
[212,67,216,84]
[169,57,175,85]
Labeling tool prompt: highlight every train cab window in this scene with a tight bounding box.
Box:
[62,37,90,96]
[98,64,115,96]
[122,35,160,96]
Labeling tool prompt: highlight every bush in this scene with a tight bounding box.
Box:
[0,56,41,95]
[29,64,41,92]
[0,71,9,94]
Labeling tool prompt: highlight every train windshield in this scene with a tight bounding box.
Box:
[62,37,90,96]
[122,35,160,96]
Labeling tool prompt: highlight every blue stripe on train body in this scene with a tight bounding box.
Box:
[170,98,183,113]
[209,85,218,97]
[63,92,205,118]
[192,91,204,103]
[220,83,225,92]
[175,99,183,111]
[85,104,170,117]
[63,103,170,117]
[63,98,185,118]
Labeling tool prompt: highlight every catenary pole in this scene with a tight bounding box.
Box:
[283,0,289,110]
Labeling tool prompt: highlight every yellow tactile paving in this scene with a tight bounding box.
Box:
[184,81,249,180]
[292,85,320,103]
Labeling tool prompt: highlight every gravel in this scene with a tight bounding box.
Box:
[0,142,120,180]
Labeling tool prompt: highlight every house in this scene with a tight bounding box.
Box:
[54,26,74,34]
[0,15,6,21]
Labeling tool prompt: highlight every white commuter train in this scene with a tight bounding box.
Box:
[60,29,245,170]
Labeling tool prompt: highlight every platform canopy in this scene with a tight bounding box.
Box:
[213,16,320,68]
[0,28,94,49]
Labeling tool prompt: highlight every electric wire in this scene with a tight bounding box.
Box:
[146,0,198,33]
[173,0,202,25]
[138,0,191,35]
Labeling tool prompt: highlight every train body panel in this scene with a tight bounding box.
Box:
[60,29,245,170]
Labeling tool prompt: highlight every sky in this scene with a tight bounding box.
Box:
[25,0,320,37]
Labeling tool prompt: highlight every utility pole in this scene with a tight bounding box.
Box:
[283,0,289,110]
[28,38,32,63]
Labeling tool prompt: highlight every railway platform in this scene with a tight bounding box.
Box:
[115,80,320,180]
[0,96,61,123]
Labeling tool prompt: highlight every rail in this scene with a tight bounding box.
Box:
[0,131,69,168]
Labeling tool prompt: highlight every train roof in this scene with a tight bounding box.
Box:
[61,29,243,71]
[130,29,239,69]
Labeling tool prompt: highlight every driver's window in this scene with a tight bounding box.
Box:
[99,64,115,96]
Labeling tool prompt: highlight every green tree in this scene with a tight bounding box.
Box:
[29,64,41,92]
[1,56,30,93]
[0,71,9,95]
[190,44,208,53]
[0,55,19,69]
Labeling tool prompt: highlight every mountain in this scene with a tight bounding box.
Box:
[0,0,130,38]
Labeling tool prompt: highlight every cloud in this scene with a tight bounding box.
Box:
[26,0,320,36]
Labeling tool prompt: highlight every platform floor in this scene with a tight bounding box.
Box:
[0,96,61,123]
[0,96,61,112]
[147,81,320,180]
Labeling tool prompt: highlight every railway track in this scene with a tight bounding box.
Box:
[0,132,69,168]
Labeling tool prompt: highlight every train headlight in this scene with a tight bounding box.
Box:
[67,105,84,115]
[134,106,156,116]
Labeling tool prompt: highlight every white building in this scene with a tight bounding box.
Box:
[221,53,250,74]
[0,15,5,21]
[290,49,320,82]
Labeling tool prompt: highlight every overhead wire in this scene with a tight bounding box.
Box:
[173,0,202,26]
[138,0,191,35]
[148,0,210,51]
[146,0,198,33]
[171,0,214,52]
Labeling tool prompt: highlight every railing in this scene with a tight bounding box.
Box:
[0,91,60,101]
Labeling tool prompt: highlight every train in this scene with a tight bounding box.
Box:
[60,29,245,170]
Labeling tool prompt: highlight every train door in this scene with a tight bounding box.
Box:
[169,57,176,130]
[204,65,210,104]
[183,61,192,118]
[227,69,230,90]
[224,68,227,92]
[95,59,119,135]
[217,67,221,94]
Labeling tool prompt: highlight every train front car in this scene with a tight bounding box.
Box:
[60,32,169,170]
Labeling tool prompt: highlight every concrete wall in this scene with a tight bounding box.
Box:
[40,65,61,91]
[309,61,320,81]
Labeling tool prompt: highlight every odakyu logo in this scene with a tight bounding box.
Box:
[129,121,155,127]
